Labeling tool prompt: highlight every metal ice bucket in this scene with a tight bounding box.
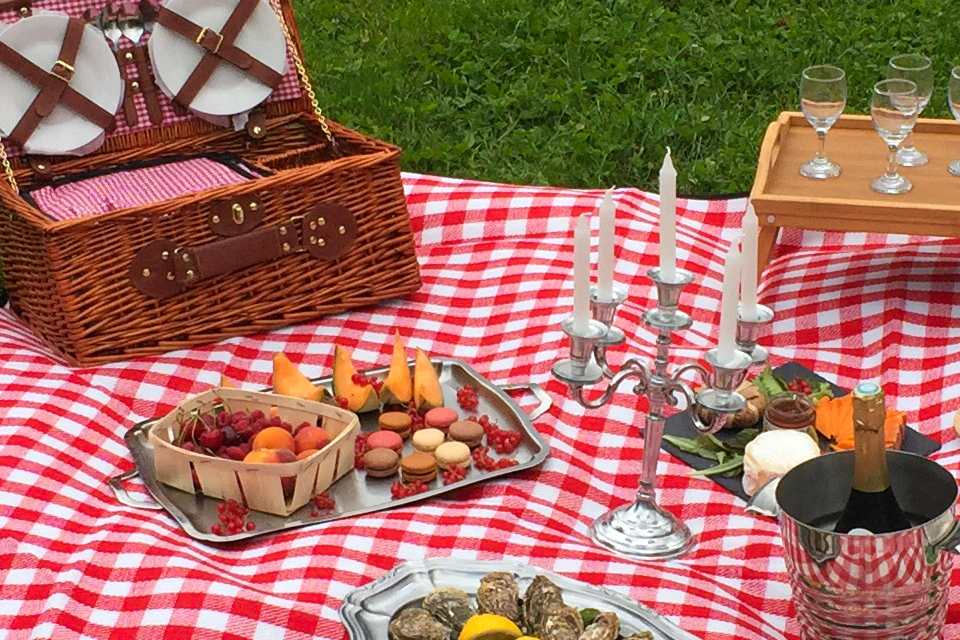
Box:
[777,450,960,640]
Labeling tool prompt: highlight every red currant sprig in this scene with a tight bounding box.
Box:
[211,499,255,535]
[310,491,336,517]
[390,481,430,499]
[354,433,369,470]
[456,385,479,411]
[442,464,468,485]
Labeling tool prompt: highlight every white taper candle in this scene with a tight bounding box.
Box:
[596,188,616,303]
[740,204,759,321]
[573,213,591,334]
[717,244,742,365]
[659,148,677,282]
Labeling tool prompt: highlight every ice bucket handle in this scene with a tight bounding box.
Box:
[933,519,960,554]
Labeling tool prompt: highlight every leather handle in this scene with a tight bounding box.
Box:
[115,50,139,127]
[131,46,162,125]
[129,203,358,300]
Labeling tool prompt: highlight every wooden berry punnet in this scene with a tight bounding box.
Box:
[150,388,359,516]
[0,0,421,365]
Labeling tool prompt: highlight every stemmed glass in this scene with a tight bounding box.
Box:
[870,79,920,195]
[948,67,960,177]
[887,54,933,166]
[799,65,847,179]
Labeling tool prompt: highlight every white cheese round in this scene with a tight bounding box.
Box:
[742,429,820,497]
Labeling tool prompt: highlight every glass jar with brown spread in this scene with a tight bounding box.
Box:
[763,391,817,441]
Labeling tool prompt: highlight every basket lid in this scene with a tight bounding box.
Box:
[0,0,312,161]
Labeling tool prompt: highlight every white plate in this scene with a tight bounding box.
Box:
[0,13,122,156]
[148,0,287,117]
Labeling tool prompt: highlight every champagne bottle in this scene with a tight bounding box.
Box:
[834,382,911,534]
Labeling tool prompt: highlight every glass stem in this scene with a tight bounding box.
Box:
[901,134,914,152]
[815,132,827,162]
[886,145,899,179]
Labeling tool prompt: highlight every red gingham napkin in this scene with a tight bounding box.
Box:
[0,172,959,640]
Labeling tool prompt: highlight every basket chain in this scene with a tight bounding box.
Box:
[0,139,18,195]
[270,0,338,151]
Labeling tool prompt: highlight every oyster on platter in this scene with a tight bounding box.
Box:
[389,607,451,640]
[422,588,476,635]
[476,572,523,624]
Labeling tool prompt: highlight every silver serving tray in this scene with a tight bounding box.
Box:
[340,558,701,640]
[109,358,552,543]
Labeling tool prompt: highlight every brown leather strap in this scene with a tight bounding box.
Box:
[0,20,115,146]
[8,17,83,146]
[156,1,283,111]
[131,46,162,125]
[129,204,357,300]
[0,0,31,17]
[114,49,139,127]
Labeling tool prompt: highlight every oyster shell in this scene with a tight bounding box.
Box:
[538,603,584,640]
[622,633,654,640]
[389,607,451,640]
[578,612,619,640]
[422,588,476,636]
[522,575,564,632]
[476,572,522,624]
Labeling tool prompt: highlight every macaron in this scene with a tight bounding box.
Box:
[366,429,404,453]
[448,419,484,448]
[379,411,413,439]
[435,441,471,470]
[424,407,458,431]
[401,451,438,483]
[412,428,445,454]
[363,447,400,478]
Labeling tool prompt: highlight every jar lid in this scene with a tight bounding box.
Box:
[148,0,287,118]
[0,13,122,155]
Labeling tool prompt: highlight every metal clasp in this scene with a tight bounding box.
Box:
[195,27,223,54]
[51,59,74,82]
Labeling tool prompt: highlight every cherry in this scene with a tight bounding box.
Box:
[198,428,223,450]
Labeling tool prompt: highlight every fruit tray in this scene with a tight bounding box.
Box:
[110,358,552,543]
[339,557,700,640]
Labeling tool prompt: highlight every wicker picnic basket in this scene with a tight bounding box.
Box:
[0,0,421,366]
[150,388,360,516]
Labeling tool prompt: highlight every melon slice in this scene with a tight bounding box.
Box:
[413,348,444,410]
[332,345,380,412]
[272,353,326,403]
[380,331,413,406]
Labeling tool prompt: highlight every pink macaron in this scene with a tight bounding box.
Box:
[366,430,404,453]
[424,407,458,431]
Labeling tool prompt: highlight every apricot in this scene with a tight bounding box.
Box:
[251,426,295,452]
[294,425,331,454]
[296,449,318,461]
[243,449,279,464]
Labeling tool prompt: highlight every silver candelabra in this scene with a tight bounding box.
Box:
[552,267,774,560]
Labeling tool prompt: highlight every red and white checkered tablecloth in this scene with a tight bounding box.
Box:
[1,172,959,640]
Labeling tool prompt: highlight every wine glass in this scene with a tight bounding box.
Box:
[948,67,960,177]
[870,79,920,195]
[887,54,933,166]
[799,65,847,179]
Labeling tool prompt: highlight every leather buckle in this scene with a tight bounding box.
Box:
[195,27,223,54]
[50,59,74,82]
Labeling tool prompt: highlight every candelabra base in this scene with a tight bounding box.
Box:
[589,495,696,561]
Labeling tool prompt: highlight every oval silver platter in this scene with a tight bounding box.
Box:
[111,358,552,543]
[340,557,701,640]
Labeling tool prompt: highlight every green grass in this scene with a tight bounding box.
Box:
[296,0,959,195]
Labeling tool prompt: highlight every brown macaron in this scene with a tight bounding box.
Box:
[448,419,484,448]
[400,451,438,483]
[379,411,413,439]
[363,447,400,478]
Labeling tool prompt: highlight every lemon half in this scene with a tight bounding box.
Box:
[458,614,523,640]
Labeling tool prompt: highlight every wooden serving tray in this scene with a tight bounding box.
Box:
[751,112,960,272]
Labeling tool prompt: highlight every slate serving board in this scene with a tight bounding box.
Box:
[661,361,941,502]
